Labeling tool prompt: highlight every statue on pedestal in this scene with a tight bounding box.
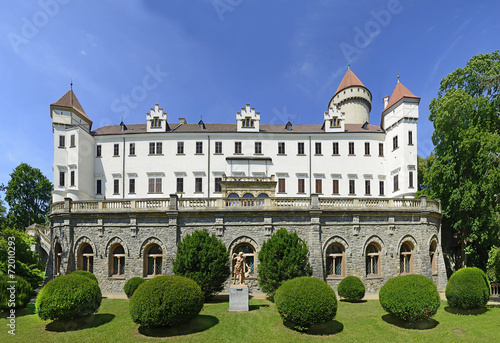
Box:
[232,252,250,285]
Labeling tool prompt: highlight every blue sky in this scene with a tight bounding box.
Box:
[0,0,498,193]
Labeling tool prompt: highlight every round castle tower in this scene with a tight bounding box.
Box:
[329,69,372,125]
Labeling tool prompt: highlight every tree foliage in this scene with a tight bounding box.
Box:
[421,51,500,269]
[0,227,45,289]
[417,153,435,192]
[173,229,230,299]
[257,228,313,298]
[3,163,52,231]
[487,246,500,283]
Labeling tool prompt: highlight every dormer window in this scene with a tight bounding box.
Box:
[285,121,292,131]
[198,120,206,130]
[242,118,254,127]
[330,118,341,128]
[151,118,161,128]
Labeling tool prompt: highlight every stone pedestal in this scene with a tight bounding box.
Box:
[229,284,249,311]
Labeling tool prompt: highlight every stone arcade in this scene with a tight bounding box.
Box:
[47,69,447,293]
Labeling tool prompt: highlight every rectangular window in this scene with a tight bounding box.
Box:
[114,179,119,194]
[278,178,285,193]
[149,142,155,154]
[96,145,102,157]
[129,143,135,155]
[156,142,162,154]
[177,141,184,154]
[393,136,398,150]
[298,142,305,155]
[349,180,355,195]
[365,142,370,155]
[278,142,285,154]
[408,131,413,145]
[235,142,242,154]
[215,141,222,154]
[96,179,102,195]
[379,143,384,156]
[70,135,75,148]
[315,142,322,155]
[70,171,75,187]
[365,180,371,195]
[332,179,339,194]
[195,178,203,192]
[155,178,162,193]
[348,142,355,155]
[394,175,399,191]
[215,177,222,192]
[114,144,119,156]
[148,178,162,193]
[176,178,184,193]
[298,179,305,193]
[255,142,262,154]
[409,171,414,188]
[59,171,65,187]
[379,180,384,196]
[196,141,203,154]
[59,135,65,148]
[315,179,322,194]
[333,142,339,155]
[129,179,135,194]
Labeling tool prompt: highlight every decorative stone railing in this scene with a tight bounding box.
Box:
[50,195,440,215]
[492,283,500,296]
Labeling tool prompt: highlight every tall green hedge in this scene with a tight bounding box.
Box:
[36,274,102,320]
[379,274,440,322]
[129,275,204,328]
[173,229,230,299]
[0,274,33,310]
[446,267,490,310]
[258,228,312,298]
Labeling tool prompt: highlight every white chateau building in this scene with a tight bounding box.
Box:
[48,69,446,294]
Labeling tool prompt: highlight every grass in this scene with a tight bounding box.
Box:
[1,298,500,342]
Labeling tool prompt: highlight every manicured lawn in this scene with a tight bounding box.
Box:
[1,298,500,342]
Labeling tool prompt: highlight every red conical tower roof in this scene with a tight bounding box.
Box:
[51,89,92,126]
[334,69,366,97]
[383,82,420,113]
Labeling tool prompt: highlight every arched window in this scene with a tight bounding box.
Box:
[430,241,437,274]
[146,245,163,277]
[80,244,94,273]
[366,243,380,276]
[111,245,125,276]
[257,193,269,197]
[243,193,254,198]
[233,244,256,277]
[227,193,239,207]
[55,243,62,276]
[228,193,239,198]
[326,243,345,277]
[400,242,413,274]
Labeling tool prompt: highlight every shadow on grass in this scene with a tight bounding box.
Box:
[45,313,115,332]
[138,315,219,337]
[382,314,438,330]
[283,320,344,336]
[339,299,367,303]
[444,306,488,315]
[249,304,270,311]
[1,303,37,318]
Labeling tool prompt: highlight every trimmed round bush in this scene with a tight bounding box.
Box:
[129,275,204,328]
[274,277,337,331]
[337,276,365,302]
[36,274,102,320]
[0,274,33,310]
[379,274,440,322]
[446,267,490,310]
[124,277,146,298]
[71,270,98,283]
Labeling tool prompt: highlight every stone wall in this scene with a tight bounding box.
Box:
[49,206,446,294]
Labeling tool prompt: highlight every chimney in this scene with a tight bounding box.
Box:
[383,95,389,109]
[179,118,187,124]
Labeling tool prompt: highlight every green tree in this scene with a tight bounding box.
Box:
[257,228,312,298]
[0,227,45,289]
[417,153,435,192]
[3,163,52,231]
[487,246,500,283]
[0,195,6,228]
[422,51,500,269]
[173,229,230,299]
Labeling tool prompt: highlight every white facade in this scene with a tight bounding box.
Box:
[51,71,420,203]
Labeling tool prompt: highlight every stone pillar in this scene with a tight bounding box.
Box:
[169,194,178,210]
[309,211,323,280]
[229,285,249,311]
